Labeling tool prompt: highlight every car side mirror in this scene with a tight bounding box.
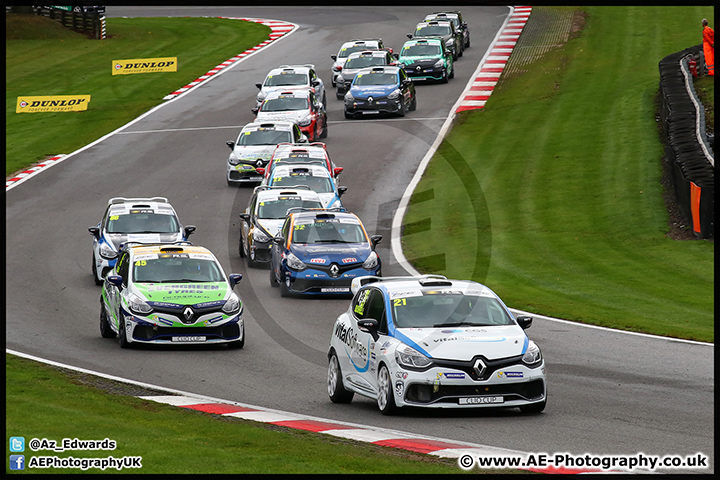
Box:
[256,167,265,175]
[516,316,533,329]
[251,107,259,115]
[358,318,379,341]
[299,135,308,143]
[338,186,347,196]
[238,213,250,222]
[184,225,196,238]
[406,33,413,39]
[88,226,100,238]
[370,234,382,249]
[226,141,235,150]
[255,83,262,89]
[393,53,399,59]
[106,275,123,288]
[333,167,343,177]
[228,273,243,288]
[330,54,337,61]
[273,235,285,245]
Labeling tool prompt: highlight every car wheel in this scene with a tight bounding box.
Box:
[441,68,449,84]
[227,321,245,349]
[377,364,398,415]
[100,303,116,338]
[322,92,327,107]
[336,90,344,100]
[92,254,103,285]
[319,118,328,138]
[280,277,292,297]
[269,266,279,287]
[397,98,406,117]
[238,235,247,258]
[519,398,547,414]
[328,352,354,403]
[410,96,417,112]
[117,317,132,349]
[458,45,464,58]
[466,36,470,48]
[449,65,455,79]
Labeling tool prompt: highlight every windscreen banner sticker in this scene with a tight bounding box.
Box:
[16,95,91,113]
[112,57,178,75]
[127,234,161,243]
[389,290,422,299]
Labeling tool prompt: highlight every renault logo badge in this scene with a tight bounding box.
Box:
[473,358,486,377]
[330,264,340,277]
[183,307,194,322]
[367,96,373,104]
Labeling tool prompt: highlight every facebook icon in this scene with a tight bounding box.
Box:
[10,454,25,470]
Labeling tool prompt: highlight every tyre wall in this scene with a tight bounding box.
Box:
[658,44,714,239]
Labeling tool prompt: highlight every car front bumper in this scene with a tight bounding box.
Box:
[345,97,403,116]
[227,163,264,183]
[403,66,446,81]
[121,310,244,345]
[282,265,381,295]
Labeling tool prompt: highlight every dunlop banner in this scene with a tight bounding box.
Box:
[112,57,178,75]
[16,95,91,113]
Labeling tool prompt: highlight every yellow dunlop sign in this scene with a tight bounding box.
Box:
[112,57,178,75]
[16,95,91,113]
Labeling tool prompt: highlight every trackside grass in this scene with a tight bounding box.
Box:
[5,354,483,474]
[5,15,271,176]
[401,6,714,342]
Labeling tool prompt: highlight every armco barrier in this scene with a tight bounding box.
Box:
[658,44,714,239]
[33,6,104,39]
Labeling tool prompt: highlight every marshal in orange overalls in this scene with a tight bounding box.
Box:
[703,23,714,76]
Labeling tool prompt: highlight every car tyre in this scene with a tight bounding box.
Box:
[449,66,455,79]
[118,317,132,349]
[238,235,247,258]
[336,90,344,100]
[92,254,103,285]
[328,352,354,403]
[280,277,292,297]
[441,69,449,84]
[409,96,417,112]
[269,267,279,287]
[397,98,406,117]
[319,118,328,139]
[519,398,547,414]
[377,364,398,415]
[100,303,116,339]
[227,322,245,349]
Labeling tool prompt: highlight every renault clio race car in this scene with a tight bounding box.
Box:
[397,37,454,83]
[255,64,326,110]
[253,90,328,142]
[88,197,196,285]
[424,11,470,49]
[344,66,417,118]
[330,38,388,87]
[258,142,343,181]
[327,275,547,414]
[238,186,324,267]
[226,121,307,186]
[263,163,347,209]
[269,209,382,297]
[100,243,245,348]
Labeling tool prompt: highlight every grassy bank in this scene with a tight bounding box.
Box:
[5,14,270,176]
[401,6,714,342]
[6,354,478,474]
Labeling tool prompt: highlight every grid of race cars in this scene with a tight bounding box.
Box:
[89,11,547,415]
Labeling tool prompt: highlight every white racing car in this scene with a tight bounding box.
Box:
[327,275,547,414]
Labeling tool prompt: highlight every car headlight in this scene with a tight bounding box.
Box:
[387,89,401,100]
[395,344,433,370]
[222,293,241,315]
[337,74,345,83]
[297,114,312,127]
[253,229,271,243]
[285,252,306,270]
[522,340,543,366]
[128,293,152,315]
[362,251,379,269]
[434,59,444,68]
[344,92,354,102]
[99,242,117,260]
[228,153,241,166]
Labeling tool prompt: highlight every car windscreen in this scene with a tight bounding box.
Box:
[353,73,397,86]
[345,56,387,69]
[264,73,308,86]
[261,97,309,112]
[106,213,179,234]
[339,45,374,58]
[291,219,367,244]
[415,25,451,37]
[392,293,515,328]
[238,129,293,146]
[270,174,333,193]
[402,44,442,57]
[132,256,224,283]
[256,198,324,219]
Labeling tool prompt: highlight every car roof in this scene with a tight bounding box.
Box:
[290,208,360,222]
[347,50,388,59]
[350,275,494,296]
[126,243,212,257]
[416,20,453,27]
[270,163,331,177]
[268,64,314,74]
[341,39,381,48]
[241,121,296,132]
[272,143,329,159]
[255,185,323,201]
[404,37,444,46]
[425,12,460,20]
[263,89,312,100]
[354,65,401,75]
[106,197,176,215]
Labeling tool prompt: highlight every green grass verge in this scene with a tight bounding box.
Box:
[6,354,482,474]
[402,6,714,343]
[5,14,271,176]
